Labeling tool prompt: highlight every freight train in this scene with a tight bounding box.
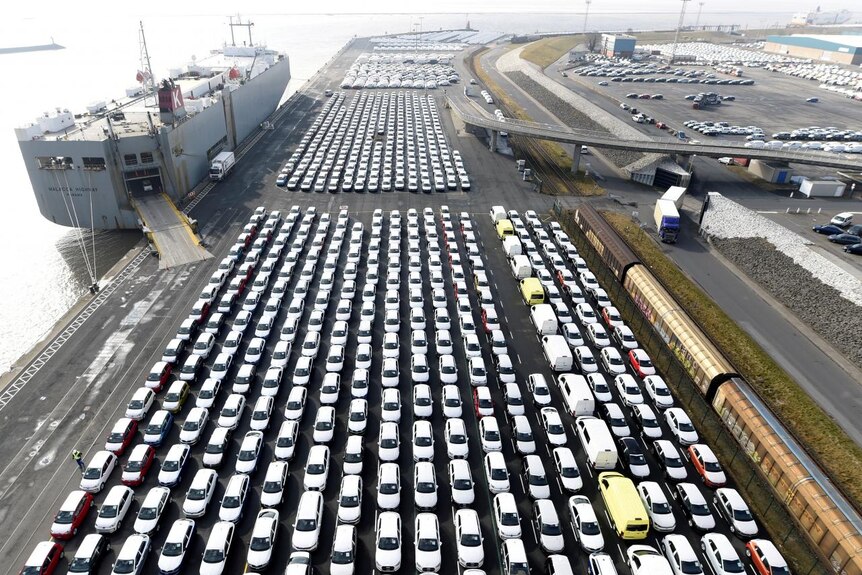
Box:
[571,204,862,574]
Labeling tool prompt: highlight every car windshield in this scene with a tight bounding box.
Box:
[529,473,548,486]
[162,542,183,556]
[722,559,745,573]
[485,429,500,441]
[345,451,360,463]
[108,432,125,443]
[678,421,696,432]
[381,438,397,448]
[491,468,507,480]
[541,522,562,536]
[188,488,207,500]
[263,480,282,493]
[653,501,671,513]
[380,482,398,494]
[138,506,158,520]
[350,411,364,421]
[580,519,600,535]
[203,549,224,563]
[113,559,136,574]
[666,455,684,468]
[250,536,271,551]
[55,510,74,523]
[182,420,199,431]
[680,560,702,574]
[341,494,359,507]
[223,496,240,508]
[418,537,438,551]
[129,399,144,409]
[461,533,481,546]
[126,459,143,472]
[296,518,317,531]
[378,537,399,551]
[630,453,647,465]
[332,550,354,564]
[453,478,472,490]
[416,436,432,447]
[704,460,722,472]
[307,463,324,474]
[561,466,579,478]
[68,558,92,572]
[733,508,753,521]
[501,512,519,525]
[163,458,181,471]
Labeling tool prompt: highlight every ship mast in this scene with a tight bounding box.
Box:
[228,15,255,47]
[138,21,155,104]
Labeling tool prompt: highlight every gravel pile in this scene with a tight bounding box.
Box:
[712,237,862,367]
[701,193,862,306]
[506,71,645,168]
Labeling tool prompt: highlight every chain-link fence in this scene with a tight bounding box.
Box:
[559,209,830,575]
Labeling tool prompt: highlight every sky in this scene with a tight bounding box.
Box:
[5,0,857,18]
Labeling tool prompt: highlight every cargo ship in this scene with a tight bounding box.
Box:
[15,20,290,231]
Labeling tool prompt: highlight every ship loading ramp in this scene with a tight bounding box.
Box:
[134,193,212,269]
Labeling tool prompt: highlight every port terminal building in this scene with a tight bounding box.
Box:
[764,34,862,65]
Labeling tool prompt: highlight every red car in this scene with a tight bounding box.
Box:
[237,232,252,249]
[190,300,210,324]
[145,361,172,392]
[601,306,623,328]
[481,308,498,334]
[50,491,94,540]
[234,276,248,296]
[19,541,63,575]
[121,444,156,486]
[104,418,138,455]
[746,539,790,575]
[687,444,727,487]
[242,222,258,239]
[473,387,494,418]
[627,348,657,377]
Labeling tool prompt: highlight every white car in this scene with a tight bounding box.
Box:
[292,491,324,551]
[523,455,551,499]
[411,460,437,511]
[638,481,676,532]
[320,373,341,405]
[600,346,627,375]
[222,330,244,357]
[527,373,553,406]
[534,498,565,553]
[303,445,330,492]
[337,475,363,524]
[235,431,263,475]
[351,368,369,398]
[274,420,298,461]
[445,417,469,459]
[301,331,321,359]
[540,407,567,445]
[124,387,154,421]
[413,384,433,418]
[343,435,363,476]
[157,518,195,574]
[415,513,442,573]
[489,329,507,355]
[375,512,402,573]
[644,375,674,409]
[196,378,222,410]
[632,404,663,439]
[381,388,401,423]
[586,323,610,347]
[284,387,307,421]
[496,354,516,384]
[575,303,598,325]
[628,544,674,575]
[330,524,357,575]
[357,320,373,343]
[313,406,336,444]
[484,451,510,493]
[469,357,487,386]
[293,356,312,386]
[134,486,170,534]
[260,461,288,508]
[244,337,266,365]
[112,534,151,575]
[714,488,758,538]
[430,353,454,385]
[434,384,460,421]
[479,416,503,453]
[553,447,583,492]
[158,444,191,487]
[383,332,400,358]
[666,408,700,445]
[95,485,134,533]
[381,358,399,387]
[568,495,604,552]
[512,415,536,454]
[463,333,481,358]
[654,439,689,481]
[331,321,349,345]
[615,374,645,406]
[210,352,233,380]
[179,407,209,445]
[377,462,401,510]
[436,330,454,354]
[700,533,744,575]
[412,420,434,461]
[493,492,521,539]
[448,459,475,506]
[587,373,614,403]
[661,534,704,575]
[348,399,367,435]
[260,367,283,397]
[377,421,401,461]
[192,332,216,359]
[218,394,245,430]
[246,509,279,570]
[182,469,218,518]
[411,353,430,383]
[307,309,324,333]
[355,344,372,370]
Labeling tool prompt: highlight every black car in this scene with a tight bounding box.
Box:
[813,224,845,235]
[846,224,862,236]
[617,436,650,479]
[844,243,862,255]
[829,233,862,245]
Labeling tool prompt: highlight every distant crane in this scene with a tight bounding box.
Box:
[583,0,592,34]
[669,0,691,64]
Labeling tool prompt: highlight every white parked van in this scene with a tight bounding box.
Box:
[542,335,573,372]
[502,236,522,257]
[557,374,596,417]
[531,304,558,335]
[509,255,532,280]
[575,416,618,469]
[490,205,507,223]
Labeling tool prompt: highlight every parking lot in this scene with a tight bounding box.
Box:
[20,168,784,575]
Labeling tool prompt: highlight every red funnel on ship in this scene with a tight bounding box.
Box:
[228,67,241,80]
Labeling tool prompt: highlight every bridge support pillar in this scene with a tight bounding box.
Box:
[572,144,583,174]
[489,130,498,152]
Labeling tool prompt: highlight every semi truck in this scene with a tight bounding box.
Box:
[209,151,236,181]
[661,186,687,209]
[654,199,680,243]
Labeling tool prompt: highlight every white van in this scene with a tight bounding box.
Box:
[557,374,595,417]
[509,255,532,279]
[502,236,522,257]
[531,304,558,335]
[575,416,618,469]
[542,335,573,372]
[831,212,854,227]
[490,205,507,223]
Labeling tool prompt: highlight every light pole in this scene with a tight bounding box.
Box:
[695,1,705,30]
[583,0,592,34]
[669,0,691,64]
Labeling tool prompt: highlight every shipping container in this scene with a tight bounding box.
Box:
[798,178,847,198]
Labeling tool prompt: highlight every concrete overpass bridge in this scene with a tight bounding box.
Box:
[445,94,862,173]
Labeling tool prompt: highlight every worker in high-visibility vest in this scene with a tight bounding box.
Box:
[71,450,85,472]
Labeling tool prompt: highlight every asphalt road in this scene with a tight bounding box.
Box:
[0,39,790,575]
